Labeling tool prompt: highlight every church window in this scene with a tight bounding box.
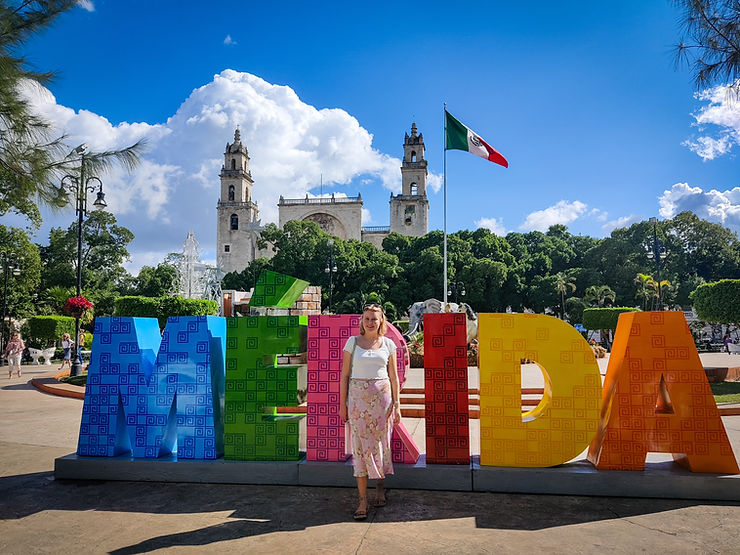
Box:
[410,151,417,162]
[230,214,239,230]
[231,158,236,170]
[404,205,415,225]
[228,185,235,201]
[410,183,418,196]
[224,244,230,252]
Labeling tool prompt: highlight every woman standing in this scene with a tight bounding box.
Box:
[339,304,401,520]
[5,332,25,379]
[59,333,73,372]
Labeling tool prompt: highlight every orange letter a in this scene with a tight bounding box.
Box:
[587,311,738,474]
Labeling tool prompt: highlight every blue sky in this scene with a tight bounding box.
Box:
[11,0,740,272]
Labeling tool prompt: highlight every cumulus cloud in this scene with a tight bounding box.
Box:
[223,35,237,45]
[602,214,639,233]
[519,200,588,231]
[76,0,94,12]
[22,70,421,271]
[658,182,740,231]
[683,83,740,160]
[475,217,506,235]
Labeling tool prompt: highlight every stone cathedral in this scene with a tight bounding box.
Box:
[217,123,429,274]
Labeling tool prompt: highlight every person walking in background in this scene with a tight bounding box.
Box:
[77,330,86,364]
[339,303,401,520]
[5,332,25,379]
[59,333,73,373]
[724,333,734,353]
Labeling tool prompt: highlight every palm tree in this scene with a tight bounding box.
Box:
[648,278,672,310]
[584,285,616,308]
[555,271,577,319]
[634,273,653,310]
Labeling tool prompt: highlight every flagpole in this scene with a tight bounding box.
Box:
[443,103,448,306]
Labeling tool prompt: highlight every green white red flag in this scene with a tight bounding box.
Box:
[445,110,508,168]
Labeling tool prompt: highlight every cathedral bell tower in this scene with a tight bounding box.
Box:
[390,122,429,236]
[216,128,263,274]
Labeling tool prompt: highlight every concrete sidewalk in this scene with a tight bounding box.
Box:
[1,363,739,553]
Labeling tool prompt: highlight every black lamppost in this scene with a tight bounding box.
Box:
[324,239,338,313]
[0,250,21,355]
[447,281,466,304]
[646,217,667,311]
[60,144,107,376]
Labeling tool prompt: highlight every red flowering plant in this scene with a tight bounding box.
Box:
[64,296,94,323]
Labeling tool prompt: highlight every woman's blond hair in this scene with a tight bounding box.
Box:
[359,304,387,336]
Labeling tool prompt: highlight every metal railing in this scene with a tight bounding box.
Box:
[362,226,391,232]
[279,195,361,205]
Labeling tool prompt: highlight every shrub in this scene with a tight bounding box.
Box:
[392,320,410,333]
[582,307,641,331]
[691,279,740,324]
[114,296,219,329]
[26,315,76,348]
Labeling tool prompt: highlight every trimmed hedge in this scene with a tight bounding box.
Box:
[582,307,641,331]
[114,296,219,329]
[27,316,76,348]
[691,279,740,323]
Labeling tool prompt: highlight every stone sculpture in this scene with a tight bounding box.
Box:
[406,298,478,344]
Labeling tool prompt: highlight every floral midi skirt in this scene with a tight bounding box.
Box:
[347,378,394,479]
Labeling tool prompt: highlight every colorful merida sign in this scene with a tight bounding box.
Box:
[76,272,739,474]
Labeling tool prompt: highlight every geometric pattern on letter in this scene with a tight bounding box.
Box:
[154,316,226,459]
[423,313,469,464]
[224,315,306,461]
[77,317,161,457]
[479,313,602,467]
[587,311,739,474]
[248,270,309,308]
[306,314,359,462]
[76,316,227,459]
[306,315,418,463]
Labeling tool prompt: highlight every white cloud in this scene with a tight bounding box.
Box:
[658,182,740,231]
[589,208,608,222]
[519,200,588,231]
[76,0,94,12]
[684,83,740,160]
[22,70,420,272]
[223,35,237,45]
[361,208,372,224]
[475,217,506,235]
[602,214,638,233]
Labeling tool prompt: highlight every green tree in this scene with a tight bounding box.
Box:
[584,285,616,308]
[0,225,41,321]
[134,262,177,297]
[0,1,143,227]
[555,270,577,319]
[634,272,654,310]
[673,0,740,95]
[39,210,134,310]
[691,279,740,324]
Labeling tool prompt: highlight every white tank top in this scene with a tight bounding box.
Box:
[344,336,395,379]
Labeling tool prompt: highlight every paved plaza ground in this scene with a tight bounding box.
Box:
[1,360,739,554]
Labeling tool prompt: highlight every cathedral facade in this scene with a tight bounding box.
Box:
[217,124,430,274]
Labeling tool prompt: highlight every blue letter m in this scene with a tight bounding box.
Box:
[76,316,226,459]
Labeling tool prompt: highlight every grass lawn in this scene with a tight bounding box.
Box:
[59,372,87,387]
[710,382,740,403]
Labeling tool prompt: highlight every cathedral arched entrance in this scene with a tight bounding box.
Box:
[302,212,348,240]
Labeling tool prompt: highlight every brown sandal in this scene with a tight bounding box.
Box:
[353,496,368,520]
[375,481,386,507]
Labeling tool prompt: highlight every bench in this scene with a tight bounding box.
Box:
[27,347,56,365]
[728,343,740,354]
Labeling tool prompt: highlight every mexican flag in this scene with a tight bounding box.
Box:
[445,110,508,168]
